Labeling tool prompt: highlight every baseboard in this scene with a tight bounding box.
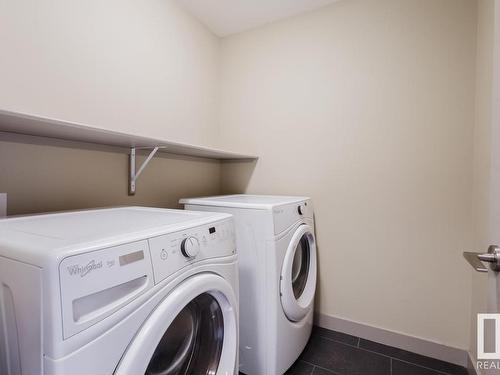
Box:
[467,351,479,375]
[314,312,468,367]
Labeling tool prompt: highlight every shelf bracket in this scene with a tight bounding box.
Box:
[129,146,165,195]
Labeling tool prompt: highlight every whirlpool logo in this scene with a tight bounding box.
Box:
[67,260,103,277]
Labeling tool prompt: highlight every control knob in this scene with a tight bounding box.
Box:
[298,204,307,216]
[181,236,200,258]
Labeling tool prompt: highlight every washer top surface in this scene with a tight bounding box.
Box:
[180,194,310,210]
[0,207,231,262]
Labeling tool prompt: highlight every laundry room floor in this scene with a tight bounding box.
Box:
[284,326,469,375]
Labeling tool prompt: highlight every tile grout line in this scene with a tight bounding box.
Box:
[314,334,454,375]
[356,340,465,374]
[301,360,343,375]
[389,357,453,375]
[314,334,362,350]
[358,345,453,375]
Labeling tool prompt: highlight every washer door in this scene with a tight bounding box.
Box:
[280,224,317,322]
[115,274,237,375]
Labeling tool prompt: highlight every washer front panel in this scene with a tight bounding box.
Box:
[60,240,154,339]
[115,273,238,375]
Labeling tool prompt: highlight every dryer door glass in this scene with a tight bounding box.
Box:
[145,293,224,375]
[291,235,310,299]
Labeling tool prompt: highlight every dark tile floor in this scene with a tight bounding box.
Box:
[284,326,469,375]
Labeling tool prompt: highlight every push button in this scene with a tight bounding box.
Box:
[160,249,168,260]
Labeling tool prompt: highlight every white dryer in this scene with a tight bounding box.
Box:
[180,195,317,375]
[0,207,239,375]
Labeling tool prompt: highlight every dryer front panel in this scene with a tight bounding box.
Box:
[280,224,317,322]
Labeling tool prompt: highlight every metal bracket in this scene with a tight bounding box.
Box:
[129,146,165,195]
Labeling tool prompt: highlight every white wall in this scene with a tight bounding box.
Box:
[219,0,477,349]
[0,0,220,146]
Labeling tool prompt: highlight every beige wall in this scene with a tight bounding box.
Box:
[0,0,220,146]
[0,139,221,216]
[0,0,224,214]
[469,0,495,364]
[219,0,477,349]
[0,0,484,353]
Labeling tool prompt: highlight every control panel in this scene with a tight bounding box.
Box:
[273,199,313,235]
[148,218,236,284]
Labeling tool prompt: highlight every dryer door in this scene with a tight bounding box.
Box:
[115,273,238,375]
[280,224,317,322]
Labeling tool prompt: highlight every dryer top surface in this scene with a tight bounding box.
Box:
[180,194,310,210]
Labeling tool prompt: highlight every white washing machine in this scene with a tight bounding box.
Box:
[0,207,239,375]
[180,195,317,375]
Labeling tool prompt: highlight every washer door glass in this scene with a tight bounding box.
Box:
[291,235,311,299]
[145,293,224,375]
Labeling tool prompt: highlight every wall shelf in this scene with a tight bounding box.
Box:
[0,109,257,195]
[0,109,257,160]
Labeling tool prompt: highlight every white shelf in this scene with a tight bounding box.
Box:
[0,109,257,160]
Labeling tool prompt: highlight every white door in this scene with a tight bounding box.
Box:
[280,224,317,322]
[115,273,238,375]
[465,1,500,373]
[487,0,500,318]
